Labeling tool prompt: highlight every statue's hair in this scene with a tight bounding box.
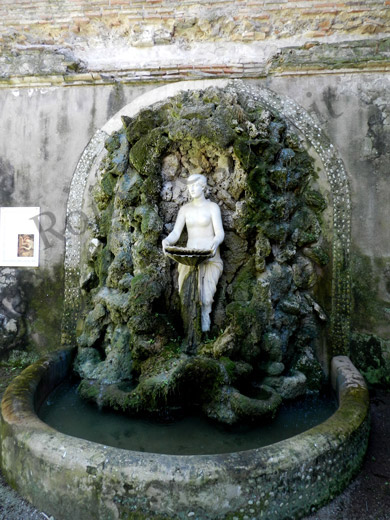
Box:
[187,174,207,187]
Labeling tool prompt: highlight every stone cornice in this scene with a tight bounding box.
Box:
[1,37,389,89]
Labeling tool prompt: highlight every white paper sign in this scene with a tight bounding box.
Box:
[0,207,40,267]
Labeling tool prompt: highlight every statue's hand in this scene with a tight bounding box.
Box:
[162,238,170,254]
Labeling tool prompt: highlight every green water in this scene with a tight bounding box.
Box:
[39,380,337,455]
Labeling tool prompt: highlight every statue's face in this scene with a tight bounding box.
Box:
[188,180,205,199]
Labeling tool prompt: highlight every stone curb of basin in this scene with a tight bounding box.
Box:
[0,349,369,520]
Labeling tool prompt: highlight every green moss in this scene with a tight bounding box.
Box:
[220,356,236,380]
[123,110,166,146]
[229,258,257,302]
[93,183,111,212]
[293,350,324,391]
[107,250,133,288]
[233,135,259,171]
[115,170,143,208]
[100,171,117,198]
[105,130,122,153]
[95,245,114,285]
[96,200,115,238]
[130,237,161,271]
[303,245,330,266]
[350,332,390,386]
[129,128,169,176]
[304,189,327,213]
[168,107,236,149]
[179,356,224,402]
[269,37,390,73]
[102,290,133,325]
[226,301,264,362]
[230,385,282,420]
[139,176,162,204]
[78,379,101,402]
[92,354,225,415]
[129,274,163,309]
[109,132,130,177]
[255,232,271,272]
[290,207,321,246]
[133,204,163,239]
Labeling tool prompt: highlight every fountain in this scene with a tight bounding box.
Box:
[72,83,334,425]
[0,81,369,520]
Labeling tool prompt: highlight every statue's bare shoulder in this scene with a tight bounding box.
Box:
[209,200,222,213]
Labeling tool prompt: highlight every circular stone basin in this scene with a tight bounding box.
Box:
[164,246,213,266]
[0,349,369,520]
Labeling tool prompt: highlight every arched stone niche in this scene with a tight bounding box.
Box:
[62,79,351,371]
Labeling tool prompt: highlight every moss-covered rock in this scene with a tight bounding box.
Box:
[133,203,163,239]
[350,332,390,386]
[75,85,329,424]
[263,370,307,400]
[129,128,169,176]
[123,110,165,146]
[106,250,133,289]
[293,347,325,391]
[115,169,143,208]
[204,384,282,425]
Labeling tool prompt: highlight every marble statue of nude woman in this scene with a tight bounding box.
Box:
[162,174,224,332]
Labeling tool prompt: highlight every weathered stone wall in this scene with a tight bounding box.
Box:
[1,0,389,49]
[1,1,390,88]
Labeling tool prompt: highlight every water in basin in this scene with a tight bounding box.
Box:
[39,379,337,455]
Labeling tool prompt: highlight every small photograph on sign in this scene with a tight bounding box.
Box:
[0,207,40,267]
[17,234,35,257]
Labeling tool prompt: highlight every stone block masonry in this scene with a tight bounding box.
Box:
[0,0,389,50]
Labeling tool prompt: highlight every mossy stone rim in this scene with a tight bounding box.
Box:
[0,349,369,520]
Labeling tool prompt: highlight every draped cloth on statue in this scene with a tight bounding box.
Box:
[178,249,223,332]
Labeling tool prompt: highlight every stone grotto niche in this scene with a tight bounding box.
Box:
[74,85,332,425]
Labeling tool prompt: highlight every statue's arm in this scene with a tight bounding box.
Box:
[162,206,186,253]
[210,203,225,256]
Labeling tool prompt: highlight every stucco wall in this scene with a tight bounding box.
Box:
[0,84,155,353]
[0,84,155,267]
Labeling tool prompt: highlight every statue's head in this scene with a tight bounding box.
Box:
[186,174,207,199]
[186,174,207,187]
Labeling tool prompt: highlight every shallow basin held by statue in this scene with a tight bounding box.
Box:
[164,245,214,266]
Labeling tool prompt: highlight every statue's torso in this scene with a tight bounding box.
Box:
[184,202,215,250]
